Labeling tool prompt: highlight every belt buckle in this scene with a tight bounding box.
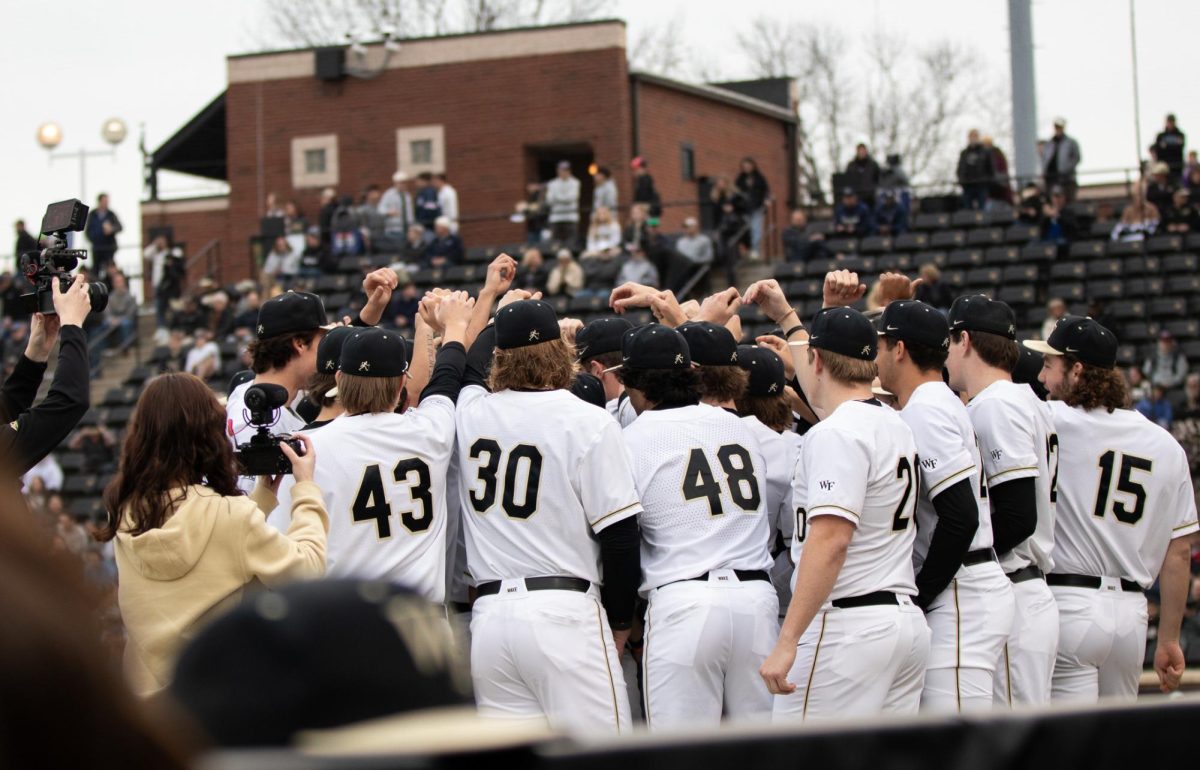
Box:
[499,578,527,596]
[709,568,736,583]
[1099,576,1119,592]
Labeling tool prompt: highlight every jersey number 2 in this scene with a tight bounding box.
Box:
[352,458,433,539]
[892,455,918,532]
[468,439,543,519]
[683,445,761,516]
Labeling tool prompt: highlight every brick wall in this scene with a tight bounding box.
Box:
[139,198,231,291]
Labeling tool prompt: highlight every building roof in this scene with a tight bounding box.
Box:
[150,92,226,181]
[630,72,797,124]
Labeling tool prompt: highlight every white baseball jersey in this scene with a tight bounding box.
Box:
[607,394,639,428]
[1046,402,1199,587]
[742,415,799,542]
[901,381,993,569]
[306,397,457,602]
[456,386,642,584]
[791,400,919,600]
[623,405,773,591]
[968,380,1057,573]
[225,381,307,495]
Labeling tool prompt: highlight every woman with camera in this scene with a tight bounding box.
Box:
[97,372,330,697]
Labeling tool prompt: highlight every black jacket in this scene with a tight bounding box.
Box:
[735,171,770,211]
[1155,128,1186,171]
[957,143,995,186]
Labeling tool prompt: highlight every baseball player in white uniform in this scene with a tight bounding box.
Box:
[945,294,1059,706]
[456,298,643,733]
[616,324,778,728]
[1026,317,1200,700]
[876,300,1015,711]
[306,294,474,603]
[762,307,930,721]
[576,316,639,427]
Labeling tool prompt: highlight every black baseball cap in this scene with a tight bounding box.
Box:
[317,326,355,374]
[339,328,409,378]
[228,369,255,394]
[169,581,472,747]
[1013,346,1049,400]
[495,299,560,350]
[606,323,691,371]
[796,307,877,361]
[737,345,786,397]
[569,372,607,408]
[677,321,739,367]
[1023,315,1118,369]
[576,316,633,360]
[256,291,337,339]
[948,294,1017,340]
[877,300,950,351]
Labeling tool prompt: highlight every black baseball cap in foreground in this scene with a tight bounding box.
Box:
[339,328,409,377]
[1023,315,1118,369]
[948,294,1017,340]
[256,291,338,339]
[576,316,633,359]
[317,326,355,374]
[677,321,739,366]
[569,372,607,408]
[737,345,786,396]
[495,299,560,350]
[791,307,878,361]
[877,300,949,351]
[605,323,691,371]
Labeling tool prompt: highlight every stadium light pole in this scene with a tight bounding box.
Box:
[1128,0,1144,171]
[36,118,128,204]
[1007,0,1039,188]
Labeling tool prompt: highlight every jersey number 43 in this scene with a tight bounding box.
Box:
[351,458,434,539]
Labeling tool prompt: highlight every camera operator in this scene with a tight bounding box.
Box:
[0,275,94,484]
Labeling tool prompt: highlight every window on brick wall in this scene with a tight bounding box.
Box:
[304,148,327,174]
[395,125,445,177]
[291,134,339,188]
[410,139,433,165]
[680,144,695,182]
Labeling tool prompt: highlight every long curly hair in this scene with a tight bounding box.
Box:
[1063,356,1131,412]
[98,373,242,541]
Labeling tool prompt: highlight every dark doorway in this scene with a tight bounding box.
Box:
[526,143,596,220]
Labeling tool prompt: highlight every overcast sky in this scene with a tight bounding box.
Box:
[0,0,1193,271]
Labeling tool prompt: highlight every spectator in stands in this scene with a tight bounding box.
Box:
[401,224,429,266]
[233,290,261,333]
[1041,297,1068,340]
[844,143,881,205]
[1155,114,1187,181]
[1146,162,1178,214]
[873,190,908,236]
[708,175,738,233]
[433,174,459,233]
[516,248,549,293]
[13,219,38,272]
[103,271,138,350]
[631,156,661,216]
[578,246,623,300]
[145,235,183,333]
[983,136,1013,205]
[23,452,63,492]
[545,248,584,297]
[262,236,300,287]
[1040,186,1080,247]
[1017,182,1044,224]
[736,157,771,258]
[517,182,547,244]
[1041,118,1081,201]
[1126,366,1151,403]
[1136,384,1173,428]
[23,474,48,515]
[716,196,749,287]
[1170,373,1200,476]
[1163,188,1200,233]
[414,172,441,232]
[545,161,581,245]
[1145,330,1190,392]
[264,193,285,219]
[379,172,414,243]
[283,200,307,234]
[833,187,872,237]
[385,281,420,330]
[423,217,463,269]
[623,202,651,254]
[356,185,388,253]
[582,206,622,258]
[913,264,954,312]
[84,193,122,280]
[618,244,660,288]
[69,423,117,474]
[593,166,618,215]
[185,327,221,381]
[317,187,338,246]
[671,216,714,293]
[1111,189,1160,241]
[299,226,332,276]
[782,209,826,263]
[157,328,189,373]
[878,154,912,213]
[330,195,366,258]
[202,291,235,339]
[957,129,995,210]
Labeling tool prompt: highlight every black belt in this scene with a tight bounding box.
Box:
[476,576,591,597]
[832,591,899,609]
[1046,573,1142,593]
[1005,565,1044,584]
[962,548,997,567]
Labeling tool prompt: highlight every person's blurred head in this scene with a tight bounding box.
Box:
[855,143,868,160]
[321,187,337,204]
[364,185,382,205]
[27,476,45,495]
[630,203,649,223]
[47,495,64,515]
[918,264,941,284]
[284,200,300,218]
[790,209,808,228]
[630,156,648,176]
[1186,372,1200,401]
[96,193,109,209]
[434,217,451,237]
[399,282,418,299]
[1050,186,1066,204]
[14,219,26,233]
[740,157,758,174]
[1173,188,1189,207]
[981,135,994,148]
[1053,117,1066,136]
[391,171,409,190]
[968,129,980,145]
[683,217,699,235]
[416,172,433,187]
[193,327,213,345]
[1166,113,1177,130]
[433,173,447,189]
[840,187,858,205]
[593,206,613,225]
[305,227,321,247]
[1158,330,1177,353]
[521,248,544,269]
[111,271,128,292]
[555,248,573,264]
[1151,162,1170,182]
[556,160,571,179]
[1128,366,1144,386]
[407,223,425,244]
[272,236,289,254]
[1047,298,1067,320]
[594,166,611,183]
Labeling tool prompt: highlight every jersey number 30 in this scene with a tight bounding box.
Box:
[352,458,433,539]
[469,439,543,519]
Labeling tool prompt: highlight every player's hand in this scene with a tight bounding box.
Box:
[649,291,687,327]
[25,312,62,363]
[759,641,798,695]
[497,288,541,310]
[436,291,475,330]
[359,268,397,326]
[52,273,92,327]
[558,317,584,345]
[743,279,795,324]
[281,433,315,484]
[1154,639,1186,692]
[484,254,518,296]
[679,299,701,320]
[697,287,743,326]
[877,272,923,306]
[822,269,867,309]
[612,627,632,660]
[609,282,659,313]
[418,294,443,334]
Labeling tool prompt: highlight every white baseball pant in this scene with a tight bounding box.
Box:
[994,576,1059,706]
[1050,582,1148,703]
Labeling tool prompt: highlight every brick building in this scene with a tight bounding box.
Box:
[143,19,797,284]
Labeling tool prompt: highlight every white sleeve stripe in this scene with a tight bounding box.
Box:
[926,466,975,496]
[591,502,641,527]
[807,504,861,520]
[987,466,1038,482]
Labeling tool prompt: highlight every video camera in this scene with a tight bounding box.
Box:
[19,199,110,316]
[233,383,306,476]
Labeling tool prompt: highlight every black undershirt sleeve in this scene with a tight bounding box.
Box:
[915,478,980,610]
[989,477,1038,557]
[418,342,466,404]
[597,516,641,631]
[463,324,496,391]
[0,355,48,423]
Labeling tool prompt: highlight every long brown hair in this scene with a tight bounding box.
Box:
[1064,356,1131,412]
[488,339,577,392]
[99,373,241,541]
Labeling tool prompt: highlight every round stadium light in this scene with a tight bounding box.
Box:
[36,122,63,150]
[101,118,128,146]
